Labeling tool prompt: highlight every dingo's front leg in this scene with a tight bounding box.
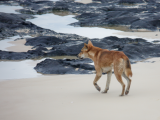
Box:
[102,70,112,93]
[93,74,102,92]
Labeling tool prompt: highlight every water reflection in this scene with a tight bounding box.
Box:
[0,5,22,14]
[28,11,160,40]
[0,60,41,80]
[0,36,19,51]
[0,56,77,80]
[0,36,33,52]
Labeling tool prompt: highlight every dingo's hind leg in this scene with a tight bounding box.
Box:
[122,73,131,95]
[114,58,125,96]
[115,74,125,96]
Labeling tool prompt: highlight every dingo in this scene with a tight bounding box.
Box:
[78,40,132,96]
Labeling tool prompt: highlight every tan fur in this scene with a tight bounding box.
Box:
[78,40,132,96]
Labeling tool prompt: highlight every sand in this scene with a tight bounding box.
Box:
[76,0,93,4]
[6,39,33,52]
[116,31,160,41]
[0,58,160,120]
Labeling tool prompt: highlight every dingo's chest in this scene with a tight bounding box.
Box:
[102,66,112,73]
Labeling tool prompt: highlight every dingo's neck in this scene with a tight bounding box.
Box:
[88,46,102,61]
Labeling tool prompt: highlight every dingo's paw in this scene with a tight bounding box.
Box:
[101,90,108,93]
[95,86,101,92]
[119,94,124,96]
[125,90,129,95]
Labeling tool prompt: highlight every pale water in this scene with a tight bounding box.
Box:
[0,5,22,14]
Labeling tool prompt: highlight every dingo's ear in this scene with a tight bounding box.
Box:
[88,40,93,46]
[84,43,88,49]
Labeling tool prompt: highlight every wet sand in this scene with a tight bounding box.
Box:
[0,58,160,120]
[6,39,33,52]
[76,0,93,4]
[116,31,160,41]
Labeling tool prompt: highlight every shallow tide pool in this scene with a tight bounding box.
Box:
[27,12,160,41]
[27,13,123,39]
[0,5,22,14]
[0,60,41,81]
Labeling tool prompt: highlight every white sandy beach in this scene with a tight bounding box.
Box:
[0,58,160,120]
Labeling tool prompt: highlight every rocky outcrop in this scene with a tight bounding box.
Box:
[34,58,94,74]
[119,0,156,3]
[33,36,160,74]
[0,12,57,40]
[1,35,160,63]
[1,0,160,31]
[25,36,69,47]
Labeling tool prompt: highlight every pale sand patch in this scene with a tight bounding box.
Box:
[6,39,33,52]
[116,31,160,41]
[76,0,98,4]
[0,58,160,120]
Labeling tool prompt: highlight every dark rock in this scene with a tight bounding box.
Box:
[119,0,145,3]
[0,46,47,60]
[0,50,28,60]
[25,36,68,47]
[123,43,160,61]
[107,16,140,25]
[34,58,94,74]
[119,0,156,3]
[130,17,160,30]
[35,46,48,51]
[152,40,160,43]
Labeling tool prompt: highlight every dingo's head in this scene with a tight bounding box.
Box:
[77,40,93,59]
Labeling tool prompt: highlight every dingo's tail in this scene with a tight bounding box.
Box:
[124,58,132,78]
